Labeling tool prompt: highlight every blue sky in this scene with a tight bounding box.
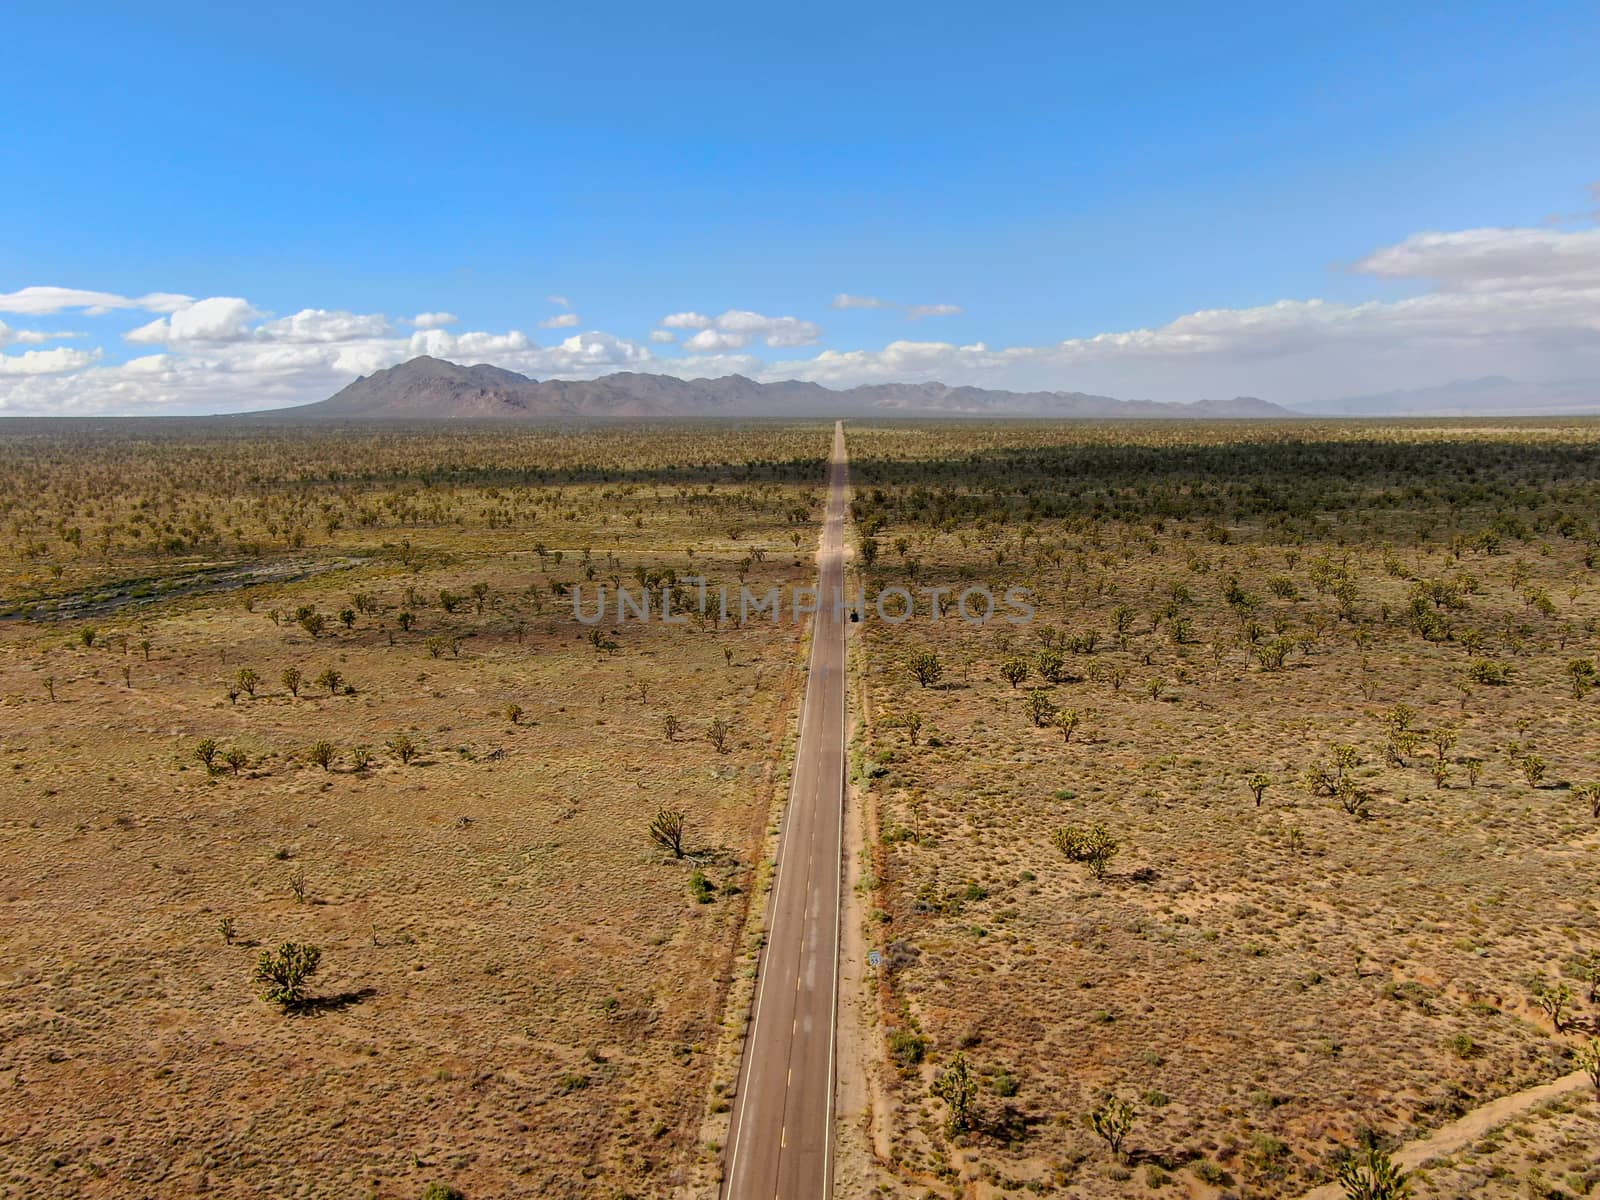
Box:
[2,1,1598,412]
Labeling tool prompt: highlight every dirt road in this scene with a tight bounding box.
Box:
[722,421,850,1198]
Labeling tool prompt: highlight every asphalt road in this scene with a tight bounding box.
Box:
[722,421,850,1199]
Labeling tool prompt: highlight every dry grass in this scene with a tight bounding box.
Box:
[0,421,829,1198]
[847,419,1600,1198]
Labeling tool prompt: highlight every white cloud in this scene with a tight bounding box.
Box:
[661,308,821,347]
[547,295,572,307]
[8,214,1600,413]
[714,309,822,347]
[409,328,533,359]
[0,320,81,347]
[0,347,102,375]
[409,311,458,329]
[130,296,261,344]
[0,287,191,316]
[684,329,748,352]
[661,311,712,330]
[170,296,260,342]
[259,309,392,343]
[1354,226,1600,292]
[539,312,580,328]
[835,293,964,320]
[833,293,889,309]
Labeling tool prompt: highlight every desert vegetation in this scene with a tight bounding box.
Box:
[0,419,829,1197]
[848,418,1600,1197]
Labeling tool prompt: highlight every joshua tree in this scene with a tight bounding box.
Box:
[999,657,1029,689]
[388,733,421,765]
[1248,772,1271,806]
[223,747,249,776]
[1336,1142,1410,1200]
[195,738,219,771]
[281,666,302,698]
[218,916,236,944]
[1519,753,1548,787]
[1577,1038,1600,1090]
[235,667,259,698]
[1052,824,1119,880]
[900,711,924,746]
[252,942,321,1010]
[309,740,336,771]
[662,714,682,741]
[1053,707,1081,743]
[1025,689,1056,727]
[1576,782,1600,819]
[707,717,733,754]
[930,1051,978,1137]
[504,702,523,725]
[1085,1093,1136,1162]
[1567,657,1597,699]
[1532,978,1572,1031]
[1036,648,1068,684]
[315,667,343,697]
[909,650,943,689]
[649,806,686,858]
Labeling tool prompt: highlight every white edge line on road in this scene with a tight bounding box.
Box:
[822,422,846,1197]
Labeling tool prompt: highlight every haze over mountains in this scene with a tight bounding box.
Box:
[271,356,1600,421]
[1288,376,1600,417]
[290,356,1293,420]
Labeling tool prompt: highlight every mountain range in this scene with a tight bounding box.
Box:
[287,356,1294,420]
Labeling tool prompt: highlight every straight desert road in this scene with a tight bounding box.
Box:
[722,421,851,1199]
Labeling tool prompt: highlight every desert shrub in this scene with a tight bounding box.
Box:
[1052,824,1119,879]
[1467,658,1510,685]
[281,666,302,697]
[887,1025,926,1068]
